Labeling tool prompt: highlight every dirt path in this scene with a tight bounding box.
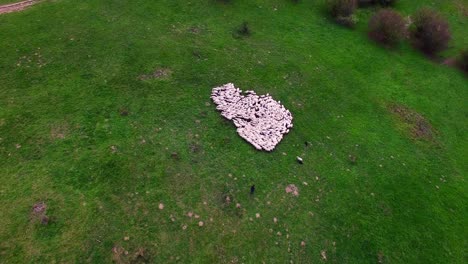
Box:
[0,0,40,15]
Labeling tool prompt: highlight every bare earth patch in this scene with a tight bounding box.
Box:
[112,246,149,263]
[111,246,126,263]
[50,123,69,140]
[138,68,172,81]
[0,0,40,15]
[32,201,46,214]
[389,104,435,140]
[285,184,299,196]
[31,201,49,225]
[455,0,468,17]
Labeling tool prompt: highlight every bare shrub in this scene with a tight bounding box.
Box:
[410,8,451,55]
[328,0,357,18]
[368,9,406,46]
[457,49,468,73]
[328,0,358,27]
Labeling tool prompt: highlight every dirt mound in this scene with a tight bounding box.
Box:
[0,0,40,15]
[285,184,299,196]
[389,104,435,140]
[138,68,172,80]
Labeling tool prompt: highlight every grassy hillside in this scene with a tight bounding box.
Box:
[0,0,466,263]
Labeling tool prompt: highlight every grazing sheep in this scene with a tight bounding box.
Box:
[211,83,293,151]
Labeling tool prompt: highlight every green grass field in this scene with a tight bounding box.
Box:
[0,0,466,263]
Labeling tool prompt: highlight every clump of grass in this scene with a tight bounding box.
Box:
[410,8,451,55]
[368,9,406,47]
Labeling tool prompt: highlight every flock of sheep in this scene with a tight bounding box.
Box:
[211,83,293,151]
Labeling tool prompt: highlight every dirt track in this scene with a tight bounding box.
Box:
[0,0,39,14]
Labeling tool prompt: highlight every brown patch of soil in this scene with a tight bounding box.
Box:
[285,184,299,196]
[133,247,148,263]
[455,0,468,17]
[170,152,180,160]
[32,202,46,214]
[138,68,172,80]
[377,251,385,263]
[50,124,68,140]
[31,201,49,225]
[119,107,129,116]
[111,246,126,263]
[0,0,40,15]
[189,26,202,34]
[189,142,202,153]
[389,104,435,140]
[112,246,149,264]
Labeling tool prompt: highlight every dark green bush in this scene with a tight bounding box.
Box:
[368,9,406,46]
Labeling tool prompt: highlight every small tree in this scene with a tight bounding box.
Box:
[368,9,406,47]
[410,8,451,55]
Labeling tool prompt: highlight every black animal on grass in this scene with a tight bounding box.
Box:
[233,21,251,38]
